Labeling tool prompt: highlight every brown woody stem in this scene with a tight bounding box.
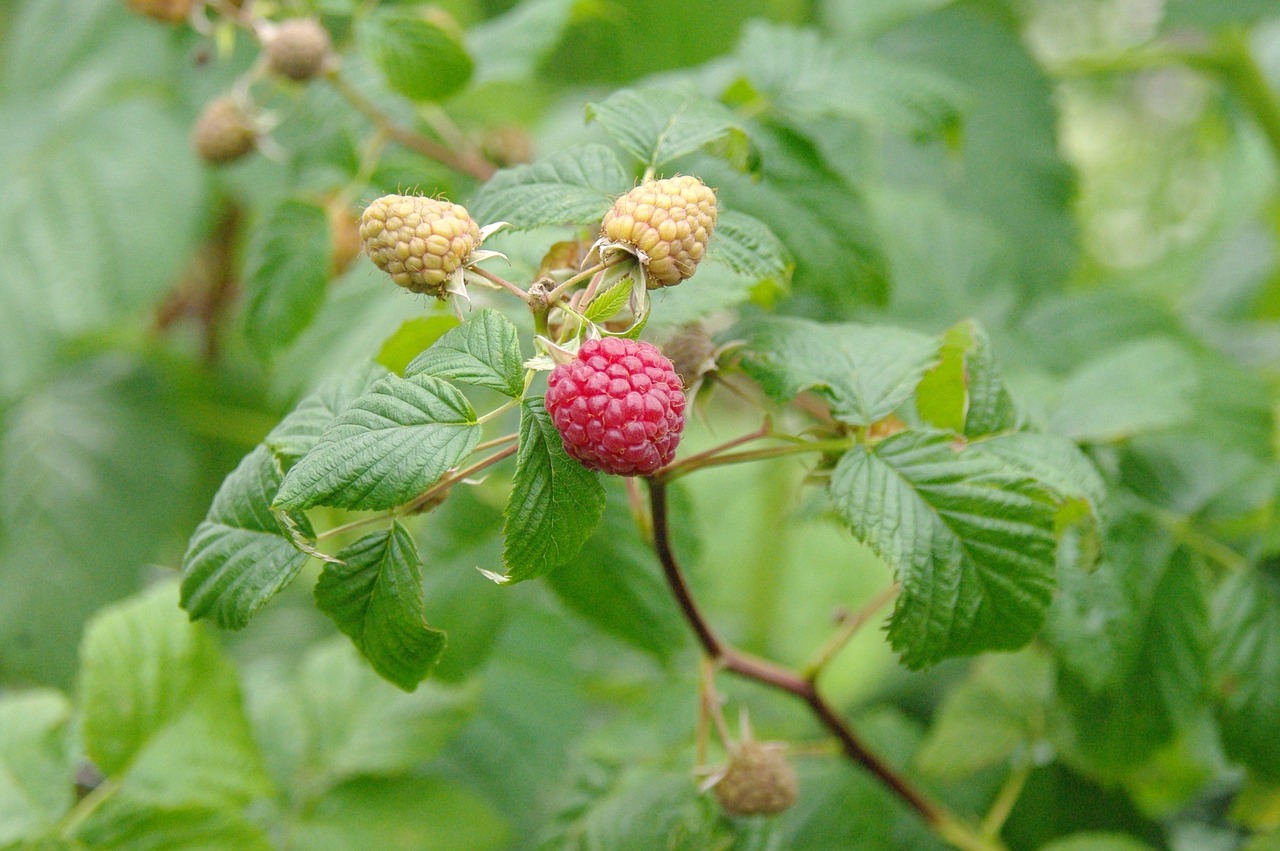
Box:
[645,478,1003,851]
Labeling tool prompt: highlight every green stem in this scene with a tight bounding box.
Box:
[547,261,611,304]
[326,74,494,181]
[980,762,1031,840]
[1148,506,1247,572]
[801,582,901,681]
[469,265,529,300]
[1215,29,1280,164]
[60,777,121,838]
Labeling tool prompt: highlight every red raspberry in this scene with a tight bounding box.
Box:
[545,338,686,477]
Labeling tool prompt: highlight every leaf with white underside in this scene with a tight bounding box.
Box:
[266,362,390,471]
[468,145,629,229]
[829,429,1061,668]
[274,374,479,511]
[501,398,605,583]
[405,309,524,398]
[316,523,446,691]
[181,445,314,630]
[586,85,754,172]
[732,316,940,425]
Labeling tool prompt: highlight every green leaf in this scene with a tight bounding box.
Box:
[79,584,268,805]
[181,445,315,629]
[501,398,605,583]
[243,639,474,792]
[704,209,793,289]
[243,200,332,356]
[586,85,754,171]
[583,274,635,323]
[405,308,525,398]
[732,316,940,425]
[0,9,203,400]
[1058,545,1209,774]
[316,523,447,691]
[829,429,1061,668]
[915,322,971,434]
[288,776,509,851]
[359,9,473,102]
[376,315,460,375]
[978,432,1107,513]
[468,144,630,229]
[73,801,272,851]
[696,124,888,308]
[468,0,578,84]
[274,373,480,511]
[879,6,1077,294]
[916,320,1017,437]
[546,481,690,660]
[870,189,1018,331]
[916,651,1051,778]
[1048,338,1198,443]
[736,21,967,137]
[265,362,390,471]
[0,360,198,686]
[1211,563,1280,780]
[1041,834,1157,851]
[0,690,72,845]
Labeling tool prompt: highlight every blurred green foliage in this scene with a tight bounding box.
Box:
[1,0,1279,849]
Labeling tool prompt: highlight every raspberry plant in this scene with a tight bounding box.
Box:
[3,1,1280,850]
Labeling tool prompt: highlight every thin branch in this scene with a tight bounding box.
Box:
[653,437,854,483]
[326,74,495,181]
[469,265,529,299]
[400,443,518,514]
[801,582,901,681]
[980,762,1031,840]
[547,260,611,304]
[645,479,1003,851]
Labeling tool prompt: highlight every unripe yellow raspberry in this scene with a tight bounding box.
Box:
[265,18,332,82]
[125,0,192,23]
[600,175,717,288]
[360,195,481,296]
[712,741,798,817]
[191,97,256,165]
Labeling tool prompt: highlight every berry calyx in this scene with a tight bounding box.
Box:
[663,324,717,390]
[265,18,332,82]
[712,741,798,817]
[545,337,686,477]
[599,175,718,288]
[359,195,481,297]
[125,0,192,23]
[191,97,257,165]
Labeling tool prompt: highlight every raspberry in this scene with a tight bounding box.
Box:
[126,0,192,23]
[600,176,717,288]
[545,338,686,477]
[360,195,481,296]
[663,324,716,390]
[191,97,256,165]
[712,741,798,817]
[265,18,332,82]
